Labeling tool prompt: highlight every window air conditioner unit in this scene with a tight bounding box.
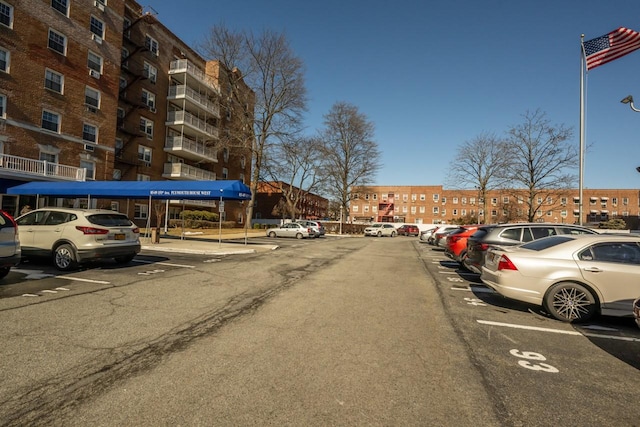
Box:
[92,34,103,44]
[149,106,156,113]
[89,69,101,79]
[84,144,95,152]
[94,1,105,11]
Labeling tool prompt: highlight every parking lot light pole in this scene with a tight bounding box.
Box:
[621,95,640,112]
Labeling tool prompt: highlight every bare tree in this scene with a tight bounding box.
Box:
[501,110,577,222]
[445,132,509,224]
[320,102,381,222]
[262,136,328,219]
[198,25,307,227]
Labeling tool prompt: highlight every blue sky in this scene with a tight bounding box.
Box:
[148,0,640,189]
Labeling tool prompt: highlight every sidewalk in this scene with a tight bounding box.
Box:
[140,230,279,256]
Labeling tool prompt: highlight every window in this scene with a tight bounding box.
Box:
[352,206,359,212]
[363,205,369,213]
[45,69,63,93]
[87,51,102,73]
[0,48,9,73]
[420,194,425,201]
[80,160,95,180]
[470,197,476,205]
[452,209,458,216]
[239,173,244,183]
[143,62,157,83]
[141,89,155,110]
[41,110,60,132]
[419,206,425,213]
[48,29,66,55]
[123,17,131,39]
[121,47,129,69]
[139,118,153,139]
[433,194,439,202]
[137,145,152,164]
[623,198,629,206]
[0,1,13,28]
[40,152,57,163]
[119,76,127,91]
[82,123,97,143]
[240,156,246,169]
[411,194,417,202]
[433,207,439,214]
[136,174,150,181]
[373,194,377,200]
[51,0,68,15]
[223,147,229,162]
[90,16,104,38]
[134,204,148,219]
[612,197,618,206]
[0,93,5,118]
[84,86,100,110]
[411,206,416,214]
[222,167,228,179]
[503,196,509,204]
[145,34,158,56]
[561,197,567,205]
[452,197,458,204]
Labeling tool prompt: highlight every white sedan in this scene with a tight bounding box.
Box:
[364,223,397,237]
[481,234,640,323]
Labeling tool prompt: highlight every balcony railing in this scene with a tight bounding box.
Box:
[166,110,219,140]
[0,153,86,181]
[164,136,217,162]
[168,85,220,118]
[162,162,216,180]
[168,59,221,95]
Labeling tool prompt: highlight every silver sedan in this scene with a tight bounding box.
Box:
[266,223,313,239]
[480,234,640,323]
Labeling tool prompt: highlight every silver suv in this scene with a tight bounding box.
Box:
[294,220,325,238]
[0,210,21,279]
[463,223,598,274]
[16,208,141,270]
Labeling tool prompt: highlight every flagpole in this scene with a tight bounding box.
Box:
[579,34,585,226]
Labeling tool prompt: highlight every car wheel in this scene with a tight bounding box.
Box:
[114,253,136,264]
[0,267,10,279]
[268,231,277,238]
[296,233,303,239]
[391,231,397,237]
[543,282,597,323]
[377,231,382,237]
[54,243,77,271]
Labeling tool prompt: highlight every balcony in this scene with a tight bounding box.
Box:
[168,59,221,95]
[168,85,220,118]
[164,136,217,162]
[0,154,86,181]
[162,162,216,180]
[166,110,219,140]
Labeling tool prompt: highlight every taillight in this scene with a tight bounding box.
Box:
[450,236,461,243]
[132,227,140,234]
[75,226,109,235]
[497,255,518,271]
[479,243,490,251]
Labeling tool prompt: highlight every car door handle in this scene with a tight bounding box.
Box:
[583,267,603,273]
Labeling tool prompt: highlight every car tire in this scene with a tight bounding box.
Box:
[0,267,11,279]
[296,233,303,239]
[377,231,382,237]
[543,282,597,323]
[54,243,77,271]
[268,231,277,238]
[391,231,397,237]
[114,253,136,264]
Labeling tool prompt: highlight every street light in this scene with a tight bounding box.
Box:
[620,95,640,112]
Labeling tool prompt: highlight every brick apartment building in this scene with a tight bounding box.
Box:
[253,181,329,223]
[0,0,252,227]
[350,185,640,227]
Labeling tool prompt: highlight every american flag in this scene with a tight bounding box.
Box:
[583,27,640,71]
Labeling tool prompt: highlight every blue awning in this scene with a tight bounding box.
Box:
[6,180,252,201]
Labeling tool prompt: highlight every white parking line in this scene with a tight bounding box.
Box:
[133,260,195,268]
[477,319,640,343]
[57,276,110,284]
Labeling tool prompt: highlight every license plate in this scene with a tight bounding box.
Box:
[114,233,126,240]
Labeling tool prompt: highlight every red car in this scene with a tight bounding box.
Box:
[397,224,419,236]
[443,225,480,264]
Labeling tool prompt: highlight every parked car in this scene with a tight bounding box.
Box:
[294,220,326,238]
[266,222,313,239]
[364,223,397,237]
[431,225,459,246]
[634,297,640,329]
[481,234,640,323]
[444,225,480,264]
[464,223,598,274]
[397,224,419,236]
[15,208,140,271]
[419,227,439,243]
[0,210,21,279]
